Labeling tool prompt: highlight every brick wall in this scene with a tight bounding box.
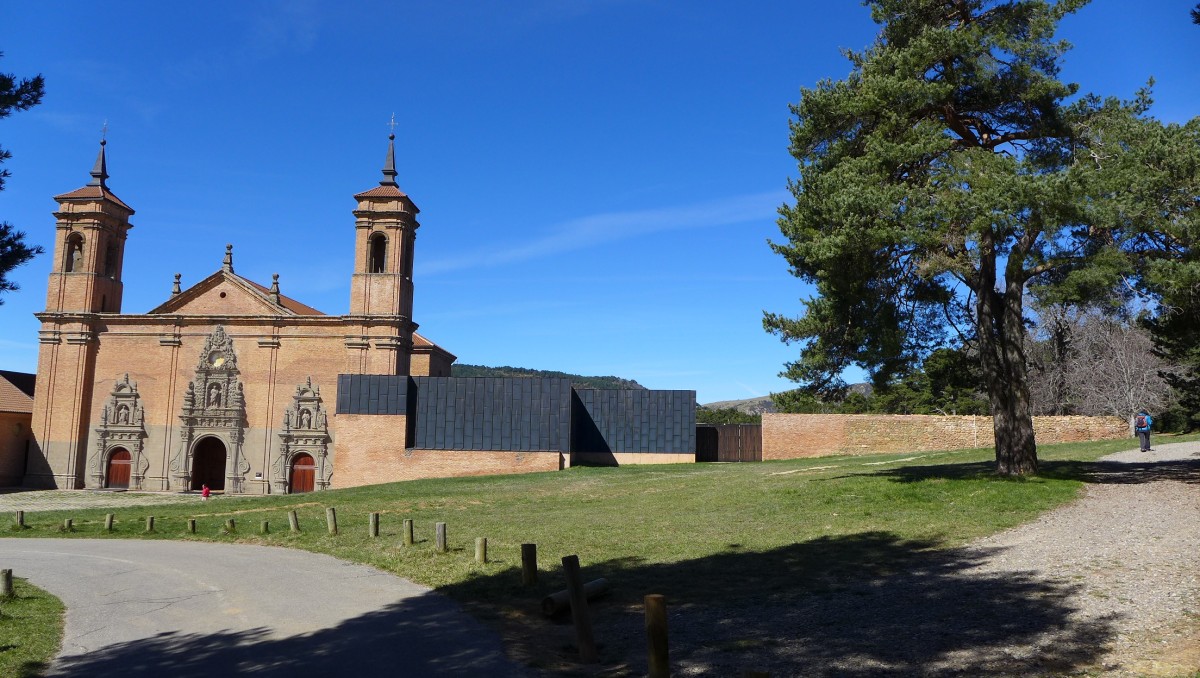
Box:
[332,413,562,487]
[762,413,1129,459]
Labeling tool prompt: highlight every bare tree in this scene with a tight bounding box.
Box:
[1069,317,1178,421]
[1026,303,1078,416]
[1027,303,1177,424]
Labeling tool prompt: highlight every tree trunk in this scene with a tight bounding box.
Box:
[977,273,1039,476]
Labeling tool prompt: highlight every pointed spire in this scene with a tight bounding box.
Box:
[380,133,398,187]
[223,244,234,272]
[87,139,109,189]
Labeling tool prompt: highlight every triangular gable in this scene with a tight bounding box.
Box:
[148,270,323,316]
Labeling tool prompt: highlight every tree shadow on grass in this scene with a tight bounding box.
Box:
[45,592,527,678]
[870,456,1200,485]
[442,531,1115,676]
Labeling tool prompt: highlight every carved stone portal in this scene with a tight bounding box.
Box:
[272,377,333,493]
[87,374,149,489]
[169,326,249,492]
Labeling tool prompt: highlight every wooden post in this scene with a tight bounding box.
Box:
[475,537,488,564]
[369,512,380,538]
[522,543,538,586]
[435,522,447,552]
[225,518,236,533]
[145,516,155,532]
[326,507,338,535]
[260,520,270,535]
[562,555,598,663]
[187,519,197,534]
[645,594,669,678]
[14,510,23,529]
[63,518,73,532]
[0,569,12,598]
[402,519,413,546]
[288,510,300,533]
[104,513,114,532]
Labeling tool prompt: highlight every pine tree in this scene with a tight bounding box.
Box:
[766,0,1193,475]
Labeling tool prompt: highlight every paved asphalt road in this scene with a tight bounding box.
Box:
[0,539,529,677]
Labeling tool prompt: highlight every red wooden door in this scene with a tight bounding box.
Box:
[289,453,316,494]
[106,449,131,489]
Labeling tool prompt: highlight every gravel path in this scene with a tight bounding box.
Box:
[572,442,1200,677]
[962,442,1200,677]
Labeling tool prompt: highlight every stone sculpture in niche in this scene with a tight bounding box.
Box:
[87,374,149,489]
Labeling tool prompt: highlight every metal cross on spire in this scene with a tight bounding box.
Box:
[101,119,108,143]
[387,113,398,138]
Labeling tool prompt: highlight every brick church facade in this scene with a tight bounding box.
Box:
[27,135,455,493]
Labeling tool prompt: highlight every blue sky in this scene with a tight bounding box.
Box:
[1,1,1197,404]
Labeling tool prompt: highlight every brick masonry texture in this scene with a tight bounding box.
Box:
[332,414,562,487]
[761,413,1130,459]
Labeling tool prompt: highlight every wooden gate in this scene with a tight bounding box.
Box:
[289,453,316,493]
[696,425,762,462]
[105,449,131,489]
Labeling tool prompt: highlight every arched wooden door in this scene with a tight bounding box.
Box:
[106,448,131,489]
[289,453,316,494]
[191,437,227,491]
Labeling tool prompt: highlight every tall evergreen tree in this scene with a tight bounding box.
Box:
[765,0,1191,475]
[0,52,45,305]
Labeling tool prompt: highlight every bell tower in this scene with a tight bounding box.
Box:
[346,132,420,374]
[28,140,135,488]
[45,139,134,314]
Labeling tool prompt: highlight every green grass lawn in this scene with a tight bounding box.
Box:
[0,578,65,678]
[4,434,1195,672]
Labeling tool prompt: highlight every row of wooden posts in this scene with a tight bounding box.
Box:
[13,508,677,676]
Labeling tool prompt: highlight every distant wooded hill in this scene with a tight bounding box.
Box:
[450,364,646,391]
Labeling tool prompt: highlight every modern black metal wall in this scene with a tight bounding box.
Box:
[409,377,572,452]
[336,374,696,455]
[336,374,408,415]
[571,389,696,454]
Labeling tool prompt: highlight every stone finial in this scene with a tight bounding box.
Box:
[223,244,234,272]
[172,273,182,295]
[270,274,281,305]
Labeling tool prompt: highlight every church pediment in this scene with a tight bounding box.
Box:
[148,270,312,316]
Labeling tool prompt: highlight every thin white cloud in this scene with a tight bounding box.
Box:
[246,0,320,58]
[736,381,764,397]
[419,190,785,276]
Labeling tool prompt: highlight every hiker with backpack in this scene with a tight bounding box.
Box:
[1135,410,1153,452]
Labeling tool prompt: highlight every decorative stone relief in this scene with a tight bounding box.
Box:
[169,325,250,492]
[271,377,333,493]
[87,374,149,489]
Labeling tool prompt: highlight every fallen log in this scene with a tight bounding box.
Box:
[542,577,609,616]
